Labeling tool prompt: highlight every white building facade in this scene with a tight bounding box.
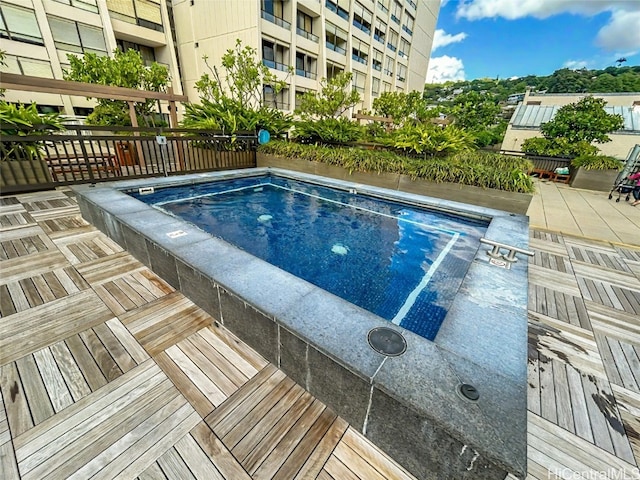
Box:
[169,0,440,112]
[0,0,183,115]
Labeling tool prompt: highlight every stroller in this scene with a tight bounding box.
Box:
[608,179,634,202]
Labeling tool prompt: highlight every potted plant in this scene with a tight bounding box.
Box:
[569,154,624,191]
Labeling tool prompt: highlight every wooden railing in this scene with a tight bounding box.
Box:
[1,125,257,194]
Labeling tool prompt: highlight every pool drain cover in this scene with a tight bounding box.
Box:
[459,384,480,401]
[368,327,407,356]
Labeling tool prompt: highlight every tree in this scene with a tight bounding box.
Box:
[183,40,292,135]
[372,91,435,125]
[447,91,501,130]
[540,96,623,145]
[522,96,624,157]
[64,49,169,126]
[296,72,360,119]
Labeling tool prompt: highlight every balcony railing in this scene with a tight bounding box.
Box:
[390,14,400,24]
[384,68,393,76]
[373,62,382,71]
[377,1,389,13]
[262,59,289,72]
[406,0,417,9]
[396,74,405,82]
[398,50,408,59]
[296,27,319,42]
[296,69,317,79]
[351,53,368,65]
[374,33,385,43]
[261,10,291,29]
[402,25,413,35]
[387,43,397,52]
[326,40,347,55]
[325,0,349,20]
[352,19,371,34]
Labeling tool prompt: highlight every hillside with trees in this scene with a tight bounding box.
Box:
[423,65,640,103]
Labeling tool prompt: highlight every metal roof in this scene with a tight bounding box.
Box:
[511,104,640,132]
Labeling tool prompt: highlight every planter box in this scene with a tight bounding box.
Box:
[257,153,533,215]
[1,159,53,188]
[570,167,620,191]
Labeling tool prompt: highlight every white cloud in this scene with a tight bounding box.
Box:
[596,9,640,53]
[456,0,639,20]
[563,59,589,69]
[426,56,466,83]
[432,29,468,50]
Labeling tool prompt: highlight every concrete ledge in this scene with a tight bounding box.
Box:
[72,168,528,480]
[257,153,533,215]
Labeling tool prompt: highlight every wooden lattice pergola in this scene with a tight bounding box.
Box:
[0,72,189,128]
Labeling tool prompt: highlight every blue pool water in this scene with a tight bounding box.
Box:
[131,175,488,340]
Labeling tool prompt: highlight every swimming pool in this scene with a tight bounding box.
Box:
[73,168,528,480]
[132,175,488,341]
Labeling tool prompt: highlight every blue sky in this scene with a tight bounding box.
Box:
[426,0,640,83]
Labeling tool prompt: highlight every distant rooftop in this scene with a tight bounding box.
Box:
[511,104,640,132]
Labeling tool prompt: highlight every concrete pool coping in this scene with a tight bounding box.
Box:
[73,167,528,480]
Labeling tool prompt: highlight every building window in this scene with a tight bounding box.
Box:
[374,18,386,43]
[353,70,365,94]
[391,1,402,24]
[399,38,410,59]
[372,49,382,71]
[106,0,164,32]
[372,77,380,97]
[296,51,316,79]
[53,0,98,13]
[48,16,107,55]
[296,11,318,42]
[351,38,368,65]
[117,39,156,65]
[4,54,53,78]
[387,29,398,52]
[261,0,291,29]
[353,2,372,34]
[325,0,349,21]
[402,13,414,35]
[264,85,289,110]
[384,55,394,76]
[326,62,343,80]
[377,0,389,13]
[405,0,416,10]
[0,4,43,45]
[383,81,391,92]
[262,38,289,71]
[325,22,347,55]
[396,62,406,82]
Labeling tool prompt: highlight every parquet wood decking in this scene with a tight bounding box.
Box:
[0,189,419,480]
[1,189,639,479]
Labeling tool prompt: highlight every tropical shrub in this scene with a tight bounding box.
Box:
[1,102,63,160]
[570,154,623,171]
[472,122,507,147]
[292,117,364,144]
[521,137,598,157]
[183,40,293,135]
[384,123,476,157]
[259,141,534,193]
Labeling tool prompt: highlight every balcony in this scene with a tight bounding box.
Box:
[377,1,389,13]
[390,14,400,24]
[398,50,408,60]
[261,10,291,30]
[402,25,413,36]
[297,28,319,42]
[296,69,317,79]
[352,19,371,35]
[325,0,349,20]
[406,0,417,9]
[374,33,385,43]
[262,59,289,72]
[387,43,397,52]
[372,62,382,71]
[351,53,367,65]
[326,40,346,55]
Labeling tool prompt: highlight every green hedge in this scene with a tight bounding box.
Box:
[259,141,535,193]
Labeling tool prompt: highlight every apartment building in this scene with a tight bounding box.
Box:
[170,0,440,112]
[0,0,182,115]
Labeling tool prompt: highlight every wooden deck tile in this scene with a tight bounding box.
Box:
[94,269,174,316]
[121,291,212,356]
[53,229,124,265]
[13,360,199,480]
[0,391,20,480]
[74,251,148,286]
[611,384,640,466]
[0,212,37,231]
[0,289,113,366]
